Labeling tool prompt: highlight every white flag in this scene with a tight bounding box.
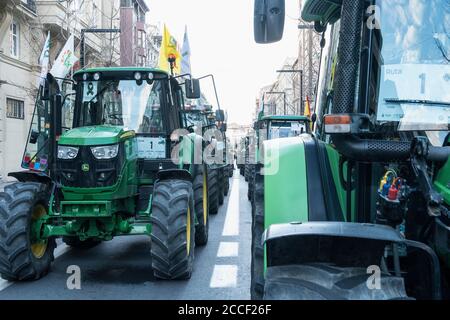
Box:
[181,26,192,75]
[50,35,78,80]
[37,31,51,86]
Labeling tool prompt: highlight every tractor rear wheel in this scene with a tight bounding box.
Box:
[208,169,219,215]
[0,182,55,281]
[193,166,209,246]
[150,179,195,280]
[218,169,224,206]
[247,165,255,201]
[224,173,230,197]
[251,173,265,300]
[62,237,101,249]
[263,264,411,300]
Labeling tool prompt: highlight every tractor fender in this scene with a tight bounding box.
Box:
[157,169,192,182]
[8,171,53,186]
[262,222,403,269]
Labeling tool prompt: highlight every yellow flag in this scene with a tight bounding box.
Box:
[304,96,311,117]
[158,25,181,75]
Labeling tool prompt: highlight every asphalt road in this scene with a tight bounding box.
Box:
[0,171,252,300]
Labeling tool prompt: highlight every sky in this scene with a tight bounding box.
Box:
[147,0,300,125]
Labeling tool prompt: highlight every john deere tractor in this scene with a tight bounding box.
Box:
[252,0,450,300]
[0,67,213,281]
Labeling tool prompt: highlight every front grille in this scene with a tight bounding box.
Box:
[58,144,124,188]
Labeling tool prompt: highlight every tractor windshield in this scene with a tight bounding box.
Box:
[268,121,306,139]
[76,79,164,133]
[183,111,207,127]
[374,0,450,131]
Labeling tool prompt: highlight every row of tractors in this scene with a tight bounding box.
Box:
[0,68,233,281]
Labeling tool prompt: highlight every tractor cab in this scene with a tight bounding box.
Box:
[256,115,310,141]
[20,68,198,186]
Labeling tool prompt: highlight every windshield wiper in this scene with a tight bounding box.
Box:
[384,98,450,106]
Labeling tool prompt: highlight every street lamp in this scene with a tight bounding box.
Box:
[277,69,303,115]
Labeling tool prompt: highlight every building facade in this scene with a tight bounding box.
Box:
[0,0,135,180]
[120,0,148,66]
[0,0,39,181]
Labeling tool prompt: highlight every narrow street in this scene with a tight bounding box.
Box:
[0,172,252,300]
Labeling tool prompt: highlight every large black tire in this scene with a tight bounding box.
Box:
[224,173,230,197]
[218,169,224,206]
[244,165,249,182]
[0,182,56,281]
[62,237,101,249]
[251,173,265,300]
[263,264,411,300]
[193,166,209,246]
[208,169,219,215]
[150,179,195,280]
[247,165,255,202]
[240,166,244,176]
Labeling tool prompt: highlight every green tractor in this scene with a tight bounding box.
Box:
[252,0,450,300]
[247,114,311,204]
[181,106,231,213]
[0,67,213,281]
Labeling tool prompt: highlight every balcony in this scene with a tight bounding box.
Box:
[35,1,102,53]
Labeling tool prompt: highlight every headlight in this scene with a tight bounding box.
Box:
[58,146,79,160]
[90,144,119,160]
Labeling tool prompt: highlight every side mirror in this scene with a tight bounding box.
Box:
[311,113,317,124]
[29,130,39,144]
[216,110,225,122]
[254,0,285,44]
[220,123,227,132]
[185,79,201,99]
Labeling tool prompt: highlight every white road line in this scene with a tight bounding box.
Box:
[222,175,240,236]
[54,243,70,258]
[0,243,71,293]
[217,242,239,257]
[209,265,238,288]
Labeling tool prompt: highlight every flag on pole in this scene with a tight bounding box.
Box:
[181,26,192,75]
[304,96,311,117]
[50,35,78,80]
[37,31,51,86]
[158,25,181,75]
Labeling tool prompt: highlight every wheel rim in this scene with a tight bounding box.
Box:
[31,204,48,259]
[203,173,208,225]
[186,206,191,256]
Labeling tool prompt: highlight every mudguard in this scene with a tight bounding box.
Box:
[8,171,53,185]
[157,169,192,182]
[263,221,403,268]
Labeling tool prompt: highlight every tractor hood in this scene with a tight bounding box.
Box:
[59,126,135,146]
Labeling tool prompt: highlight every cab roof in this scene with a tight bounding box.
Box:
[73,67,169,77]
[261,115,310,122]
[301,0,342,25]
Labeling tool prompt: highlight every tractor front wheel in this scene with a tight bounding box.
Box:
[0,182,55,281]
[263,264,411,300]
[150,179,195,280]
[251,173,265,299]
